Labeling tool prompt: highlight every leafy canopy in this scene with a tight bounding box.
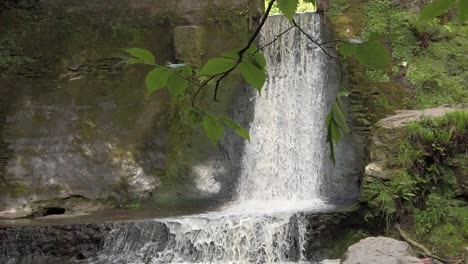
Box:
[124,0,466,162]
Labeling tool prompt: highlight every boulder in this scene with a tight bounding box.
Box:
[377,104,467,129]
[342,237,415,264]
[397,256,424,264]
[364,104,468,184]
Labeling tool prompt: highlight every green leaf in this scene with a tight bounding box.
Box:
[203,114,225,145]
[167,73,188,97]
[145,68,171,95]
[338,42,357,58]
[355,41,390,69]
[419,0,457,21]
[123,48,155,65]
[330,120,341,142]
[458,0,468,23]
[338,87,350,98]
[332,102,350,134]
[239,60,266,93]
[199,58,237,76]
[125,58,143,65]
[251,51,267,70]
[326,113,338,164]
[221,115,250,142]
[221,48,241,60]
[277,0,299,22]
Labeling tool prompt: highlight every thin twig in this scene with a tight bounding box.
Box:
[210,0,277,101]
[191,73,222,107]
[292,19,339,60]
[395,224,449,263]
[253,25,295,55]
[134,61,201,88]
[191,0,278,104]
[153,64,201,88]
[292,19,344,88]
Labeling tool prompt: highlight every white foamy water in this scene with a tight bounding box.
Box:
[91,13,337,264]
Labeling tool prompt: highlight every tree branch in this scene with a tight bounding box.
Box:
[395,224,448,263]
[253,25,295,55]
[292,19,344,88]
[191,1,349,107]
[191,0,277,104]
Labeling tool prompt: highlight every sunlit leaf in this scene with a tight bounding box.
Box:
[277,0,299,22]
[355,41,390,69]
[221,48,242,60]
[221,45,266,73]
[145,68,171,95]
[338,42,357,58]
[251,51,267,69]
[167,73,188,97]
[239,60,266,93]
[123,48,155,64]
[338,87,350,98]
[203,114,225,145]
[221,115,250,142]
[199,58,237,76]
[125,58,143,65]
[419,0,457,21]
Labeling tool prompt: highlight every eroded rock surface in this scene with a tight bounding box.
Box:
[0,0,260,218]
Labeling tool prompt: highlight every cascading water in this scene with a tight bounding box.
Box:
[91,13,337,264]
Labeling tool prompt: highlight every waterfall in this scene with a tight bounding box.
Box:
[90,13,337,264]
[236,13,331,205]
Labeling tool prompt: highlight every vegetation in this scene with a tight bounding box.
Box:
[360,0,467,109]
[361,111,468,258]
[268,0,317,14]
[123,0,398,162]
[122,0,465,162]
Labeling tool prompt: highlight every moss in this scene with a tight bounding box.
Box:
[9,184,29,198]
[0,33,32,76]
[406,34,468,108]
[424,205,468,257]
[359,111,468,258]
[326,0,350,18]
[324,228,370,258]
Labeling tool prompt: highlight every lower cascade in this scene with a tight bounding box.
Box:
[90,13,338,264]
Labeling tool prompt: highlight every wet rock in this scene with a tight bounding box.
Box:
[0,220,170,264]
[0,0,257,217]
[342,237,415,264]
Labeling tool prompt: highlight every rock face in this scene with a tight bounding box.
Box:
[397,256,424,264]
[0,211,352,263]
[376,104,468,129]
[365,104,468,183]
[342,237,415,264]
[0,221,170,264]
[0,0,262,217]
